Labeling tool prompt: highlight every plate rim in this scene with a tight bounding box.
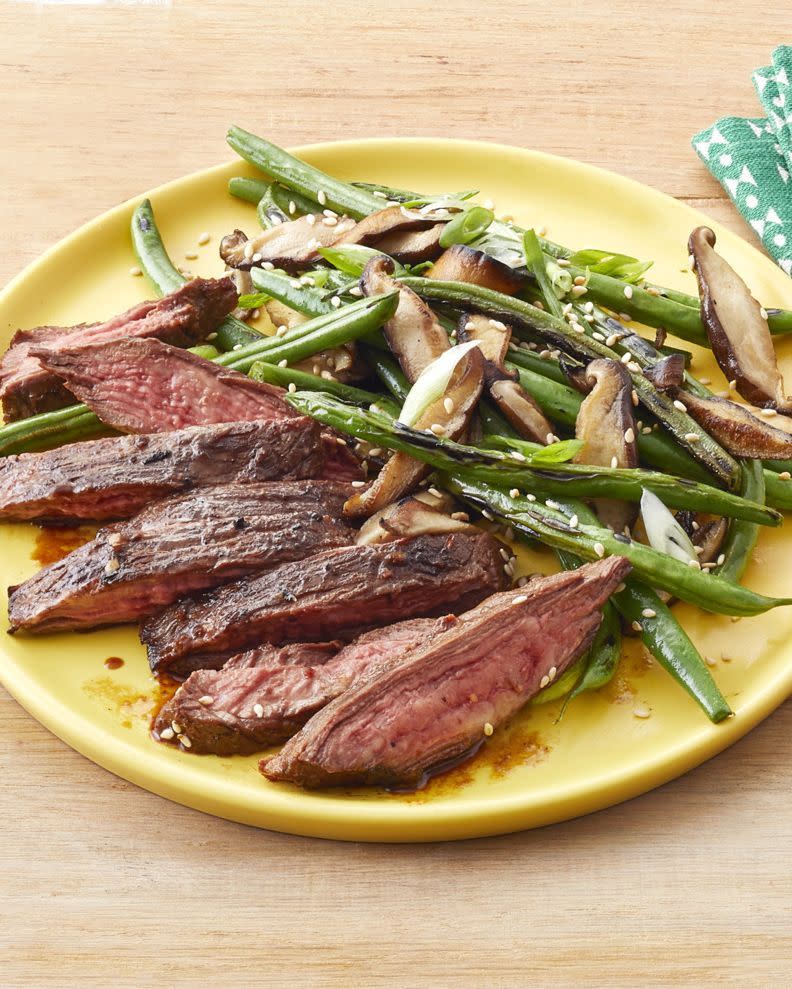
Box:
[2,136,792,842]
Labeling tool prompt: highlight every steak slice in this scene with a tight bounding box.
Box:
[7,480,355,633]
[141,531,508,678]
[261,557,631,789]
[223,642,342,670]
[33,336,295,433]
[0,277,237,421]
[153,617,445,755]
[0,417,326,523]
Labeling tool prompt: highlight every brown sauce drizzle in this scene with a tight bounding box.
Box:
[32,524,95,566]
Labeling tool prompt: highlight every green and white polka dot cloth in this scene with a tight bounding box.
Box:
[692,44,792,277]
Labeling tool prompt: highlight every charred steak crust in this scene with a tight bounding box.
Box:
[141,531,508,677]
[7,481,356,633]
[32,336,296,434]
[260,557,631,789]
[153,617,446,756]
[0,277,237,422]
[0,417,327,523]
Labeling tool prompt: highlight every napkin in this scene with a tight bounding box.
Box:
[692,45,792,277]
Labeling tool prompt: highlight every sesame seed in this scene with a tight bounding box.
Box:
[692,520,700,530]
[546,432,557,444]
[129,265,142,277]
[197,231,211,245]
[546,499,560,510]
[287,383,297,393]
[684,432,701,443]
[509,488,521,498]
[631,620,643,633]
[373,190,387,199]
[277,359,288,367]
[305,214,316,226]
[349,285,363,297]
[716,553,726,566]
[568,514,579,528]
[430,423,445,435]
[571,285,588,297]
[483,722,494,736]
[641,608,657,619]
[489,319,507,331]
[317,190,327,205]
[779,471,791,480]
[624,427,635,443]
[370,404,382,414]
[262,261,275,270]
[729,379,737,390]
[251,309,261,320]
[593,542,606,558]
[511,451,527,462]
[481,509,494,521]
[760,307,769,320]
[351,479,366,488]
[606,334,620,347]
[451,511,470,522]
[584,314,596,323]
[687,254,696,270]
[368,447,383,457]
[330,296,342,308]
[104,556,120,574]
[499,547,511,561]
[623,285,634,300]
[631,389,639,406]
[633,704,651,719]
[539,675,550,689]
[646,286,660,296]
[159,727,174,741]
[276,324,288,337]
[548,666,557,680]
[320,370,334,380]
[253,703,264,717]
[513,594,528,605]
[573,275,586,286]
[179,735,192,749]
[323,216,338,227]
[198,695,214,706]
[673,399,687,412]
[760,408,777,417]
[184,252,198,261]
[705,656,717,668]
[443,397,455,414]
[557,258,570,267]
[526,493,536,502]
[642,426,652,434]
[688,559,701,569]
[171,721,182,735]
[232,344,243,351]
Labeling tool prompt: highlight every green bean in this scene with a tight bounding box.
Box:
[611,582,732,722]
[249,267,333,316]
[228,176,270,204]
[131,199,260,351]
[0,405,109,457]
[363,349,409,402]
[763,469,792,511]
[447,476,789,617]
[215,293,399,373]
[284,393,777,524]
[190,344,220,361]
[227,126,382,220]
[717,460,765,582]
[249,360,399,415]
[522,229,565,318]
[401,276,739,487]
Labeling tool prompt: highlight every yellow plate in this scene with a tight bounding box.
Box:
[2,138,792,842]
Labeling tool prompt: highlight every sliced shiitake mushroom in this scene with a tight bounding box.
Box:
[220,215,356,272]
[375,225,444,265]
[574,358,639,532]
[672,389,792,459]
[642,354,686,391]
[429,245,525,295]
[689,226,792,412]
[332,206,442,251]
[355,495,476,545]
[344,346,485,518]
[693,516,729,567]
[360,256,449,383]
[459,313,555,443]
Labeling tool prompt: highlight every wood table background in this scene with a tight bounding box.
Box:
[1,2,791,986]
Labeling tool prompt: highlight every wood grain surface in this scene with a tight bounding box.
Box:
[1,2,791,986]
